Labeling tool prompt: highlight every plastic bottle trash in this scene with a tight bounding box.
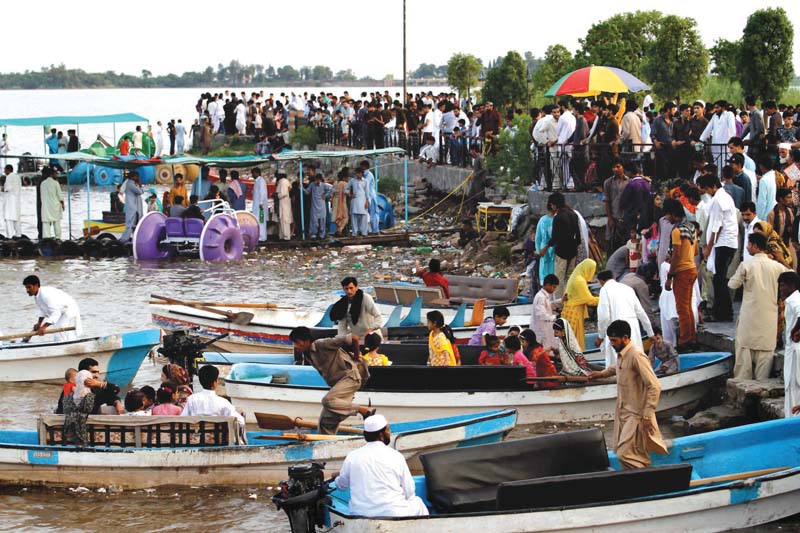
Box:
[415,246,432,253]
[353,263,363,270]
[342,245,372,253]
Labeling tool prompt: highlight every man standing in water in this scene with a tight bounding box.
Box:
[289,326,374,434]
[588,320,667,469]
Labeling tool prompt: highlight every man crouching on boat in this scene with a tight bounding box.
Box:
[334,414,429,517]
[23,275,82,342]
[588,320,668,469]
[289,326,374,435]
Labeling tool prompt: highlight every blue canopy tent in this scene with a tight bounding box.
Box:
[5,147,411,241]
[0,113,149,239]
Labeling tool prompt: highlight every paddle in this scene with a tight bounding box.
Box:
[151,294,255,326]
[148,300,295,310]
[0,327,76,342]
[254,433,359,442]
[526,375,590,384]
[689,466,791,487]
[255,412,364,435]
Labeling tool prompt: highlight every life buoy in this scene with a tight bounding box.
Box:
[94,166,122,186]
[155,165,173,185]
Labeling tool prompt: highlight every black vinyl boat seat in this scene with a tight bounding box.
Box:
[497,463,693,511]
[364,365,528,391]
[419,429,609,514]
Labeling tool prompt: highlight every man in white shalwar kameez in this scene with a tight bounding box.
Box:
[595,271,654,367]
[235,101,247,135]
[154,121,164,157]
[756,158,777,222]
[530,274,561,350]
[251,168,269,241]
[276,174,292,241]
[335,414,429,518]
[40,172,63,239]
[699,101,736,175]
[119,171,144,243]
[3,164,22,237]
[779,272,800,418]
[23,275,82,342]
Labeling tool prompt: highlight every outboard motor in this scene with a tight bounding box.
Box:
[157,330,229,377]
[273,462,331,533]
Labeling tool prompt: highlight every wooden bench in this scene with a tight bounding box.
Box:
[373,284,444,306]
[38,415,242,448]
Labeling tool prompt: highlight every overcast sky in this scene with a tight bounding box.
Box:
[5,0,799,79]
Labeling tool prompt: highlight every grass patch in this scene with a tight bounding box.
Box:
[489,243,513,265]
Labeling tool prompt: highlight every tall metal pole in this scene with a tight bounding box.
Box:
[402,0,407,107]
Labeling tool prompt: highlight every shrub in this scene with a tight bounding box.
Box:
[290,126,319,149]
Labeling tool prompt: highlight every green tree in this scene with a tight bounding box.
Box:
[335,69,357,81]
[487,114,535,186]
[447,53,482,97]
[276,65,299,81]
[311,65,333,81]
[709,39,741,82]
[577,11,663,78]
[642,15,709,102]
[482,51,528,109]
[411,63,437,78]
[531,44,574,94]
[739,7,794,101]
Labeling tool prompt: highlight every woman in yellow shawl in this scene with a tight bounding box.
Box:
[560,259,599,350]
[754,221,793,269]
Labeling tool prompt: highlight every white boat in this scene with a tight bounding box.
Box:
[308,417,800,533]
[150,302,531,354]
[0,329,161,387]
[224,352,733,425]
[0,409,517,489]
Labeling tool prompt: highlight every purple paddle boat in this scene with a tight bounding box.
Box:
[132,199,259,262]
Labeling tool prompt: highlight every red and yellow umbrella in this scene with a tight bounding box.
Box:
[544,66,649,97]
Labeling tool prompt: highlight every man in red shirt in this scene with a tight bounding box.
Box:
[119,136,131,156]
[415,258,449,298]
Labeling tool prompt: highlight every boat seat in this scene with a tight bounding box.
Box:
[420,429,608,514]
[497,464,693,511]
[446,275,519,306]
[37,415,243,448]
[165,217,186,239]
[365,366,527,391]
[373,284,444,306]
[184,218,205,239]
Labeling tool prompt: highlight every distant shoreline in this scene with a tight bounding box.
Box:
[0,80,451,91]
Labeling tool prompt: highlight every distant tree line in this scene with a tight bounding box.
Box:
[0,60,451,90]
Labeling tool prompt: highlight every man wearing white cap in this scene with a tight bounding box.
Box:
[335,414,429,517]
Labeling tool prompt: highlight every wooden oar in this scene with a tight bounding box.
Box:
[255,412,363,435]
[0,327,76,342]
[151,294,255,326]
[148,300,295,309]
[526,375,590,383]
[689,466,791,487]
[255,433,358,441]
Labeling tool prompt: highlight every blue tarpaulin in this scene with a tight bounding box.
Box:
[0,113,148,127]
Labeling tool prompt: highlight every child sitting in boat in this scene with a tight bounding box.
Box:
[648,327,679,376]
[63,368,77,397]
[362,332,391,366]
[426,310,459,366]
[507,326,521,337]
[501,335,536,378]
[552,319,592,376]
[151,382,183,415]
[124,389,148,416]
[519,330,558,385]
[478,335,503,365]
[140,385,156,413]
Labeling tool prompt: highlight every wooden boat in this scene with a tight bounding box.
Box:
[308,417,800,532]
[150,301,531,354]
[0,329,161,387]
[197,332,619,379]
[0,409,517,489]
[224,352,732,425]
